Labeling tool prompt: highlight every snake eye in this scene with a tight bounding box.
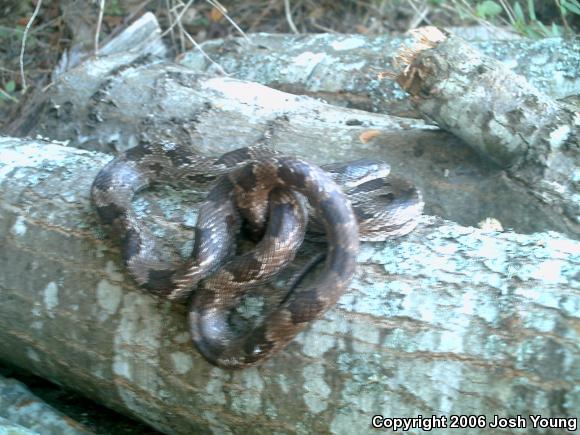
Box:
[252,345,264,356]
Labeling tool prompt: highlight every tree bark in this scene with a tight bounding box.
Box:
[0,137,578,434]
[4,41,575,237]
[390,27,579,237]
[0,417,38,435]
[179,33,580,117]
[0,374,93,435]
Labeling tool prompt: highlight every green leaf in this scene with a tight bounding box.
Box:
[536,20,550,36]
[5,80,15,93]
[562,0,580,15]
[455,6,472,20]
[475,0,503,18]
[191,17,210,27]
[525,25,541,38]
[105,0,124,16]
[551,22,562,36]
[513,1,526,23]
[527,0,536,21]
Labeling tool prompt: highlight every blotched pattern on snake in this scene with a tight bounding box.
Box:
[91,142,423,368]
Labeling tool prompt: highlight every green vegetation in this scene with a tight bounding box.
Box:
[455,0,579,37]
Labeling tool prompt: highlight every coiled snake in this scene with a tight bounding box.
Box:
[91,142,423,368]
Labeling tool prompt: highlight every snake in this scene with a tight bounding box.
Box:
[91,142,423,368]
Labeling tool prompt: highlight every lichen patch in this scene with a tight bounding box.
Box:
[96,279,123,318]
[10,216,27,236]
[170,351,193,375]
[302,363,330,413]
[43,282,59,317]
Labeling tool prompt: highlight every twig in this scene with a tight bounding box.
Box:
[160,0,226,72]
[205,0,252,43]
[247,0,277,32]
[28,15,62,34]
[176,16,228,75]
[95,0,106,55]
[284,0,300,34]
[554,0,571,32]
[309,18,336,33]
[165,0,177,49]
[160,0,195,38]
[0,66,18,74]
[19,0,43,91]
[406,0,431,29]
[0,87,18,103]
[176,5,186,53]
[497,0,517,24]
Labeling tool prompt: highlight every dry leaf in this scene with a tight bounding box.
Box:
[210,7,224,22]
[359,130,382,143]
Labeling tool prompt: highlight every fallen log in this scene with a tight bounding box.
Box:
[0,137,578,434]
[0,374,93,435]
[0,417,37,435]
[2,13,578,432]
[179,33,579,117]
[179,29,579,237]
[389,27,579,236]
[4,39,573,237]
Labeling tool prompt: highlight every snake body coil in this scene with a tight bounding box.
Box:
[91,142,423,368]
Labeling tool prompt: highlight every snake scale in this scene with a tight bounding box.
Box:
[91,142,423,368]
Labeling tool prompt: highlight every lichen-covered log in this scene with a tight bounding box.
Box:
[0,137,578,434]
[0,417,38,435]
[390,27,579,237]
[179,33,579,117]
[4,42,573,237]
[0,375,93,435]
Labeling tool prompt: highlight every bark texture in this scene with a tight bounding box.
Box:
[0,417,37,435]
[0,375,93,435]
[4,45,574,237]
[391,28,579,237]
[0,137,578,434]
[179,33,579,117]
